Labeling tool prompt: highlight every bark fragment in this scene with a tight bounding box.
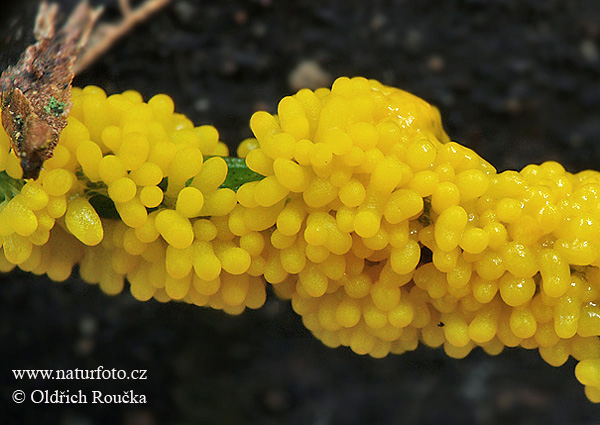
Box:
[0,1,102,179]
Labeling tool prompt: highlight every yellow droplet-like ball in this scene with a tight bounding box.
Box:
[65,196,104,246]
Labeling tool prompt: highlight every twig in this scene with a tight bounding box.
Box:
[0,1,102,179]
[119,0,133,17]
[73,0,173,75]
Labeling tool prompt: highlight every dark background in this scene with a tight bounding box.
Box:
[2,0,600,424]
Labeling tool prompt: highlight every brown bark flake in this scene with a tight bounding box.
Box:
[0,2,101,179]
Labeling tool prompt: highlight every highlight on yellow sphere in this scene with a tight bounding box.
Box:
[65,196,104,246]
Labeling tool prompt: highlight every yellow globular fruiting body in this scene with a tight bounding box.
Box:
[139,186,164,208]
[1,196,38,236]
[65,196,104,246]
[168,147,203,192]
[227,76,600,403]
[176,187,205,218]
[42,169,74,197]
[435,205,468,252]
[576,359,600,393]
[0,86,263,316]
[155,210,194,249]
[98,155,127,184]
[20,182,49,211]
[117,132,149,171]
[108,177,137,203]
[1,77,600,403]
[191,156,227,193]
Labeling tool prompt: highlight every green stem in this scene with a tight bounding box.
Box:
[0,171,24,206]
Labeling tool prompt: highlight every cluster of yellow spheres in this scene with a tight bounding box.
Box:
[0,86,266,315]
[1,76,599,402]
